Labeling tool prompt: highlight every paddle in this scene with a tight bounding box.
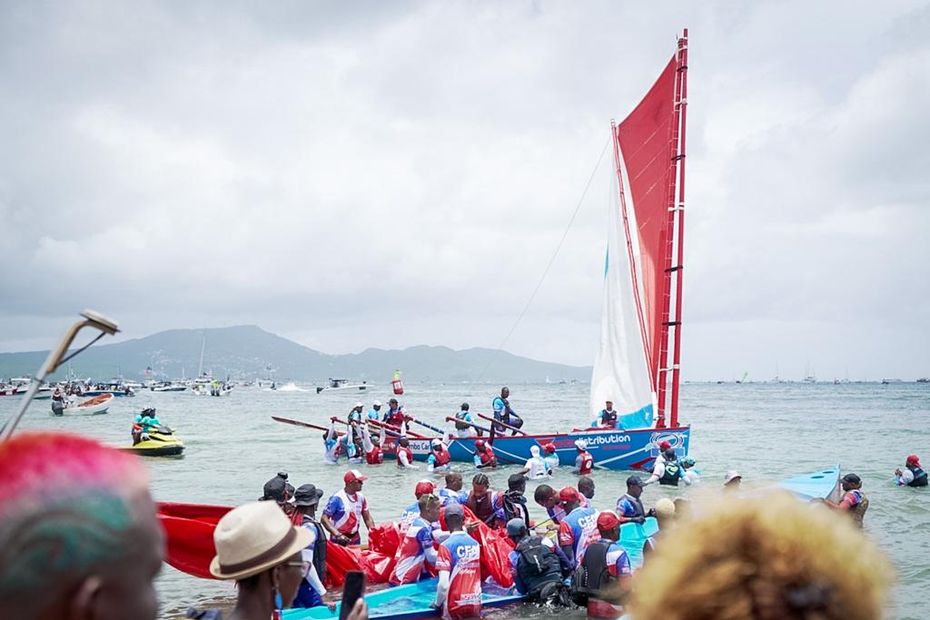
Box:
[476,412,527,436]
[271,415,344,435]
[367,418,429,440]
[444,416,494,435]
[406,416,445,436]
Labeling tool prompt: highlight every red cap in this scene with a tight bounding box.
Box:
[543,443,556,454]
[414,480,436,498]
[475,439,486,449]
[907,454,921,466]
[596,511,620,531]
[558,487,580,504]
[344,469,368,484]
[659,440,672,451]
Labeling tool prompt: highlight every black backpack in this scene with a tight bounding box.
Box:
[517,537,551,576]
[570,541,610,606]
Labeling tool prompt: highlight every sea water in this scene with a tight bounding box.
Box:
[3,381,928,619]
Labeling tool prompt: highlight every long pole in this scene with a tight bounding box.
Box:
[475,412,527,436]
[669,29,689,429]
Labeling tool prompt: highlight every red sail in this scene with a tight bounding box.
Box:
[615,56,680,408]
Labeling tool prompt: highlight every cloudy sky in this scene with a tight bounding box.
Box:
[1,1,928,381]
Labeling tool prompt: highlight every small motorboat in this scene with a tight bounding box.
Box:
[122,430,185,457]
[152,383,188,392]
[281,578,522,620]
[54,393,113,416]
[315,378,368,394]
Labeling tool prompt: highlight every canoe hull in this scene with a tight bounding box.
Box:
[779,466,843,502]
[383,426,690,471]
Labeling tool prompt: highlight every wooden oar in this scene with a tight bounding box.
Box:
[476,412,527,436]
[271,416,344,435]
[367,418,429,440]
[406,416,445,436]
[445,416,493,435]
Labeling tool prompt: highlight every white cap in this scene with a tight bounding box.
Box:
[724,470,742,485]
[373,400,382,407]
[355,401,364,408]
[574,439,588,450]
[431,438,442,448]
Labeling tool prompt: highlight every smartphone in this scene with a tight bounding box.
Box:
[339,571,366,620]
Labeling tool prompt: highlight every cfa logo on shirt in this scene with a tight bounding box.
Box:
[455,545,480,561]
[577,514,598,530]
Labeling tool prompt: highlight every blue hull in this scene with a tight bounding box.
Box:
[282,578,522,620]
[779,466,842,501]
[386,426,690,472]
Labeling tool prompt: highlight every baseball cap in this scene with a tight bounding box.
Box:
[294,484,324,507]
[415,480,436,497]
[373,400,382,407]
[558,486,580,504]
[574,439,588,451]
[841,473,861,484]
[659,440,672,451]
[506,518,527,537]
[431,438,443,449]
[626,475,644,488]
[355,401,364,408]
[543,443,556,454]
[444,503,464,519]
[475,439,486,448]
[907,454,921,466]
[596,511,620,531]
[344,469,368,484]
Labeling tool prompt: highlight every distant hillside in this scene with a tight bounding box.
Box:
[0,325,591,383]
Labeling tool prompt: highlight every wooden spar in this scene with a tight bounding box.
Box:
[668,28,689,429]
[271,416,344,435]
[367,418,429,440]
[475,412,527,435]
[407,417,445,436]
[445,416,493,435]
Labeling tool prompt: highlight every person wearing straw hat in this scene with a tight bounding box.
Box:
[209,501,311,619]
[292,484,331,610]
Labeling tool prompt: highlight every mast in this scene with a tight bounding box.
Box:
[668,28,689,428]
[197,331,206,378]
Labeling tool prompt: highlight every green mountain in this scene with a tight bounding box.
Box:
[0,325,591,383]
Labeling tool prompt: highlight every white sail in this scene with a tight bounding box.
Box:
[589,161,655,428]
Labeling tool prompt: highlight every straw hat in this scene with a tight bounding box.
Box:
[210,501,312,580]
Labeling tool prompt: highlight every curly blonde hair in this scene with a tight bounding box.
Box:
[628,492,891,620]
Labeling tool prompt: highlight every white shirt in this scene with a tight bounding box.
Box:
[524,456,549,479]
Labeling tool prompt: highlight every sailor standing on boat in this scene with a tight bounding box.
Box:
[592,400,619,429]
[348,402,364,424]
[492,387,524,434]
[383,398,407,428]
[367,400,382,421]
[453,403,478,438]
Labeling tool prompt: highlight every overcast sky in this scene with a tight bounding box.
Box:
[1,1,928,381]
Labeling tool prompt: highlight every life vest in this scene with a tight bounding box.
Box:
[466,492,496,526]
[515,536,562,599]
[659,461,681,486]
[454,411,471,431]
[908,465,928,487]
[848,491,869,528]
[396,446,413,467]
[478,450,496,467]
[432,449,451,466]
[384,408,405,427]
[366,446,383,465]
[599,409,617,427]
[500,491,530,528]
[570,541,610,606]
[577,451,593,475]
[302,516,328,582]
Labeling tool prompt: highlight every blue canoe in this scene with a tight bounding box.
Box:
[382,426,691,472]
[778,465,842,502]
[282,579,523,620]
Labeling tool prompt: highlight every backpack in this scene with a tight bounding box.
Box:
[502,492,529,528]
[570,541,610,606]
[517,537,551,576]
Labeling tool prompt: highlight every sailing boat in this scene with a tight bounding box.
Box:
[385,31,692,471]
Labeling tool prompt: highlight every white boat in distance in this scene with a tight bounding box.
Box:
[55,393,113,416]
[315,378,368,394]
[152,383,188,392]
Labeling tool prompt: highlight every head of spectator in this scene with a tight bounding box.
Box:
[578,475,596,500]
[445,472,463,492]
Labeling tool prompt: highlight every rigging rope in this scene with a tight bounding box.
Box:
[475,136,611,382]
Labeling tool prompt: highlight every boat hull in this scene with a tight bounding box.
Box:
[384,426,690,471]
[56,394,113,416]
[281,577,521,620]
[779,466,842,502]
[121,436,185,457]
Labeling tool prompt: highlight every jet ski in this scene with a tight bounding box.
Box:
[123,426,185,457]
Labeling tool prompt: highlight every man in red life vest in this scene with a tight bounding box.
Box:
[360,424,383,465]
[466,473,497,527]
[572,439,594,475]
[473,439,497,469]
[428,438,452,472]
[396,436,418,469]
[383,398,407,428]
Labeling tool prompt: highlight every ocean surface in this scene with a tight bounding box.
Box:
[3,381,928,619]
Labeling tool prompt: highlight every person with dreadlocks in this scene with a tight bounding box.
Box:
[0,432,164,620]
[465,473,497,528]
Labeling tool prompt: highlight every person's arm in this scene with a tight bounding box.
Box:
[426,454,436,473]
[301,547,327,596]
[509,551,528,595]
[320,514,348,544]
[398,450,419,469]
[362,505,375,531]
[557,522,576,569]
[433,570,450,609]
[572,453,584,475]
[895,468,914,486]
[642,461,664,486]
